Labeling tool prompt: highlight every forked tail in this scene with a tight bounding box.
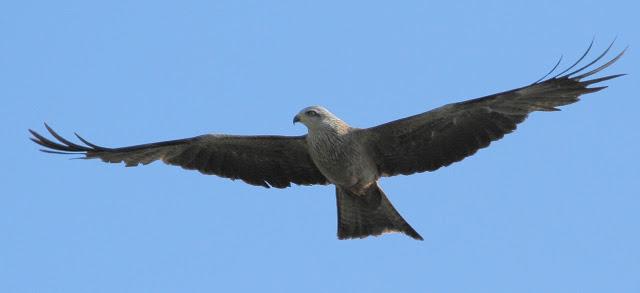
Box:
[336,183,423,240]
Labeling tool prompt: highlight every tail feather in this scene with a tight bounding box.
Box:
[336,183,423,240]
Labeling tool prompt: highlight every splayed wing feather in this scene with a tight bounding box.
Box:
[572,47,627,79]
[564,39,615,78]
[552,38,595,79]
[532,54,563,84]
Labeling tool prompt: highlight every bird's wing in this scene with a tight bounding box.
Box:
[29,125,329,188]
[363,43,625,177]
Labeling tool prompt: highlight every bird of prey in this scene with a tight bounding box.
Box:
[30,42,625,241]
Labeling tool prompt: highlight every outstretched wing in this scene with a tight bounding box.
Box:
[30,125,329,188]
[364,42,625,177]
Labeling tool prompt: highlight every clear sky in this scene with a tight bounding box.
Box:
[2,0,638,292]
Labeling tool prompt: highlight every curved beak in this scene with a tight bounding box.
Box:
[293,115,301,124]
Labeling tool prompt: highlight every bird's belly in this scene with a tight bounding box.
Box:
[311,150,377,189]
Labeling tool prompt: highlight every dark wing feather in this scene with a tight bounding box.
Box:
[364,45,625,177]
[30,125,328,188]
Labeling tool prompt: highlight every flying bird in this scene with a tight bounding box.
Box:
[30,42,625,240]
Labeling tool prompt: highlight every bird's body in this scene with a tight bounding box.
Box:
[30,42,625,240]
[298,108,422,239]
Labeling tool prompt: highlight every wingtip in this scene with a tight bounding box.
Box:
[44,122,54,133]
[564,39,617,78]
[618,45,629,59]
[570,42,626,80]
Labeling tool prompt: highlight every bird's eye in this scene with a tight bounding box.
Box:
[305,110,318,117]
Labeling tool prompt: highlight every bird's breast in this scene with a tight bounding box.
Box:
[307,131,377,188]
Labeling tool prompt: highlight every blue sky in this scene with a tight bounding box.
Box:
[2,0,639,292]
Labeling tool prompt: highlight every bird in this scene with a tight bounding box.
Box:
[30,41,625,241]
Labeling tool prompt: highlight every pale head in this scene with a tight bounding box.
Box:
[293,106,345,130]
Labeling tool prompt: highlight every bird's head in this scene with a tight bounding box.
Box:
[293,106,343,130]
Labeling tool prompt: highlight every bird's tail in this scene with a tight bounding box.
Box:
[336,183,423,240]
